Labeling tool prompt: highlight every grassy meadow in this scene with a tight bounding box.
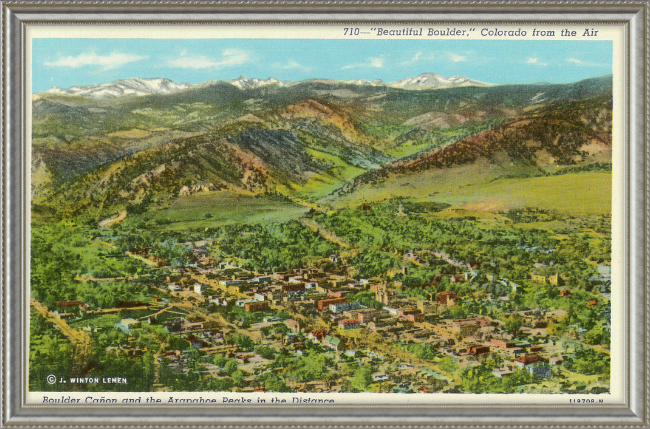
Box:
[123,191,310,231]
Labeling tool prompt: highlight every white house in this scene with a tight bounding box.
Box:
[526,362,552,379]
[383,306,399,316]
[194,283,209,294]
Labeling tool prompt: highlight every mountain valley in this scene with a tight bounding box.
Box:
[30,71,615,395]
[32,73,613,226]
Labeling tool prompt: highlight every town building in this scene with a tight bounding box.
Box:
[244,301,269,312]
[338,319,361,329]
[399,309,425,323]
[194,283,209,294]
[330,302,362,313]
[489,339,515,349]
[526,362,552,378]
[466,345,490,356]
[514,354,546,369]
[323,335,342,351]
[317,297,347,311]
[343,310,376,324]
[307,330,328,343]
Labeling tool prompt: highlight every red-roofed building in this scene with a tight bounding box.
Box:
[307,330,328,343]
[514,354,546,369]
[317,297,347,311]
[466,346,491,356]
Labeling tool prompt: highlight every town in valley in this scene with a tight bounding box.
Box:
[30,41,613,395]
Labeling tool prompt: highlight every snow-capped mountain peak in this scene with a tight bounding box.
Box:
[43,77,193,98]
[389,73,490,90]
[227,76,285,90]
[342,78,386,86]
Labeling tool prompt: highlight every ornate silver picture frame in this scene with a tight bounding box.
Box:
[2,1,648,427]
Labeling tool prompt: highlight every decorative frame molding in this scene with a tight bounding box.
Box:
[2,1,648,427]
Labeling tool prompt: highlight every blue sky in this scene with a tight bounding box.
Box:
[32,38,613,92]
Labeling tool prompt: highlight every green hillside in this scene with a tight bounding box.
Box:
[329,92,612,216]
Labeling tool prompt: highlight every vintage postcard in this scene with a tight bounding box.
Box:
[25,23,626,406]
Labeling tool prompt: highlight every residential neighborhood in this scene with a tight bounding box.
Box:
[30,205,612,394]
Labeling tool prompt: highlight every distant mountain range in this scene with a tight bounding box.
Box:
[41,73,491,98]
[31,73,612,224]
[43,78,193,98]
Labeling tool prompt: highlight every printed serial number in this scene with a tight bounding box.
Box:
[569,399,604,404]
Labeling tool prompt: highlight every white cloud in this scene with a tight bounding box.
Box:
[401,52,435,66]
[450,53,466,62]
[279,59,312,71]
[341,56,384,70]
[526,57,548,66]
[369,57,384,68]
[566,58,609,67]
[167,49,250,69]
[44,51,146,70]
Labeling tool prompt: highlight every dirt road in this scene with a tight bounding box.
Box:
[30,298,92,377]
